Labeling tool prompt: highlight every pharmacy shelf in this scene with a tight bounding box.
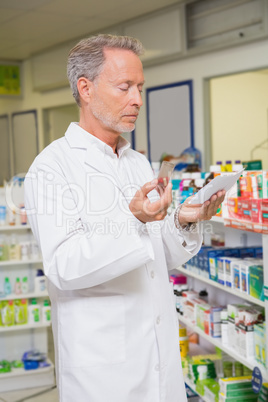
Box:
[211,216,224,224]
[0,359,54,379]
[178,314,268,381]
[0,359,55,392]
[184,376,210,402]
[211,215,268,234]
[0,259,43,267]
[0,291,49,301]
[0,322,51,333]
[176,266,265,307]
[0,224,31,231]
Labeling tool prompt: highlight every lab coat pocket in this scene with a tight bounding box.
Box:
[58,295,126,368]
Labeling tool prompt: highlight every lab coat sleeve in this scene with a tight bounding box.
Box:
[161,212,202,271]
[24,162,154,291]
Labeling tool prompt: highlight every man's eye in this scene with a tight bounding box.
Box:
[119,87,128,91]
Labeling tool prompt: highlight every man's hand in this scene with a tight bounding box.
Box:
[129,179,172,223]
[178,190,226,227]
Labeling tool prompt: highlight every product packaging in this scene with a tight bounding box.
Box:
[249,264,264,301]
[221,310,229,345]
[225,258,240,288]
[35,269,47,293]
[42,300,51,323]
[254,322,266,368]
[0,206,6,225]
[14,299,28,325]
[28,299,41,324]
[1,300,15,326]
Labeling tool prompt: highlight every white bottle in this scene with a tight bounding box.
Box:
[28,298,40,325]
[29,235,40,260]
[21,277,29,294]
[9,234,21,260]
[35,269,47,293]
[20,241,29,261]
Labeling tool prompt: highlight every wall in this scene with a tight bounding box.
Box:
[210,71,268,170]
[1,37,268,170]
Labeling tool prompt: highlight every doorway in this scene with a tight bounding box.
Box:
[43,104,79,148]
[208,69,268,170]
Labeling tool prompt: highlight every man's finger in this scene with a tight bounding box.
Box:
[140,179,159,196]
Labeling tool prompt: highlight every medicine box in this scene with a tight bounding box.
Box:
[232,260,241,291]
[249,264,264,301]
[254,322,266,368]
[240,259,259,295]
[204,306,223,338]
[219,376,252,395]
[227,304,249,349]
[225,258,240,288]
[209,248,239,282]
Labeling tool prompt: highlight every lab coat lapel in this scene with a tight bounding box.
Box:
[84,146,119,186]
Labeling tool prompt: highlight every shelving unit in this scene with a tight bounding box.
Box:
[178,216,268,399]
[176,266,265,308]
[0,359,55,393]
[184,377,210,402]
[0,291,49,301]
[0,224,32,231]
[0,259,43,266]
[0,322,51,333]
[179,314,268,381]
[0,189,54,392]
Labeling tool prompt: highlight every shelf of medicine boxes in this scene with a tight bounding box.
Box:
[177,218,268,382]
[184,376,210,402]
[211,215,268,234]
[175,266,265,308]
[178,313,268,382]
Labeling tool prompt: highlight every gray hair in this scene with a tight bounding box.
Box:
[67,34,144,106]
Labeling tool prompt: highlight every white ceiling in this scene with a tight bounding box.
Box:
[0,0,182,61]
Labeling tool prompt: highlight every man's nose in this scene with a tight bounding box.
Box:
[130,87,143,107]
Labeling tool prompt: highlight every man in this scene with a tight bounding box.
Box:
[24,34,224,402]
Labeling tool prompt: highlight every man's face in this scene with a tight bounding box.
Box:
[89,47,144,134]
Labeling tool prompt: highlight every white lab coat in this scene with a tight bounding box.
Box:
[24,123,202,402]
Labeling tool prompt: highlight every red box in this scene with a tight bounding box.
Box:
[240,198,251,221]
[251,199,262,223]
[237,197,243,219]
[261,199,268,224]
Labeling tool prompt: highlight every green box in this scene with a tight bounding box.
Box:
[249,265,264,301]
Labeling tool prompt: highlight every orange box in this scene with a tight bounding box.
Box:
[239,176,252,199]
[227,197,238,219]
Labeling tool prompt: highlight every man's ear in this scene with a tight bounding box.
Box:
[77,77,93,103]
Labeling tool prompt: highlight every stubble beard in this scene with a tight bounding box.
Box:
[91,97,136,134]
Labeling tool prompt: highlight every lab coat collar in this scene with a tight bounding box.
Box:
[65,122,133,183]
[65,122,130,156]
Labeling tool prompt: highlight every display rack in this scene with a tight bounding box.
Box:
[0,218,54,392]
[0,259,43,266]
[176,266,265,308]
[177,216,268,398]
[0,322,51,333]
[179,314,268,381]
[0,359,55,393]
[184,376,210,402]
